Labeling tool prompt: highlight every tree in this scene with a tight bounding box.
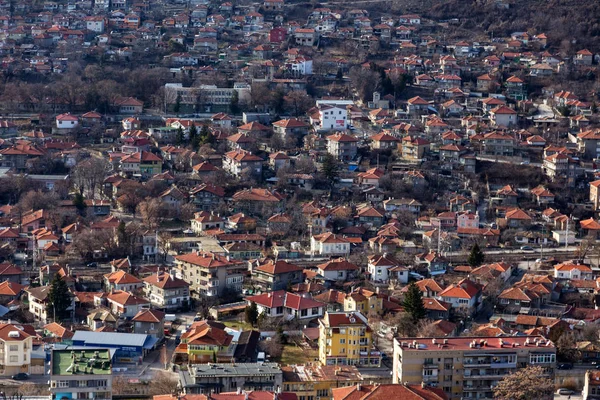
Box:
[403,282,426,323]
[320,153,339,189]
[348,66,380,102]
[284,91,313,117]
[229,89,240,114]
[188,124,198,146]
[468,243,485,267]
[72,158,112,198]
[137,198,165,230]
[47,274,71,321]
[173,94,181,114]
[73,192,87,216]
[245,301,259,327]
[175,126,184,145]
[493,365,554,400]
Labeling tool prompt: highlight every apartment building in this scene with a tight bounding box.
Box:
[326,132,358,161]
[50,349,112,400]
[0,324,36,377]
[318,311,380,367]
[175,251,247,297]
[393,336,555,400]
[179,363,283,395]
[143,271,190,311]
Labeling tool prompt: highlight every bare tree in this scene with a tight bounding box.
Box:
[137,198,166,230]
[493,365,555,400]
[349,66,380,103]
[72,158,112,198]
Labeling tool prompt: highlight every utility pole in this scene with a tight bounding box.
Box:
[565,216,569,251]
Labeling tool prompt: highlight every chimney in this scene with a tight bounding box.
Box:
[356,383,361,391]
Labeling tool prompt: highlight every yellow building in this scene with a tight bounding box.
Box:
[393,335,556,400]
[342,288,383,315]
[318,311,380,367]
[282,364,363,400]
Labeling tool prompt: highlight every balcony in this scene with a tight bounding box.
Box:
[423,364,439,369]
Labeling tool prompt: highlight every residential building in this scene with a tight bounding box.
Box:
[177,320,234,364]
[310,233,351,256]
[331,384,448,400]
[283,364,363,400]
[326,132,358,161]
[583,370,600,400]
[175,251,247,297]
[245,290,325,320]
[393,336,556,400]
[316,258,359,282]
[103,270,142,292]
[252,260,304,291]
[0,324,36,377]
[318,311,380,367]
[313,105,348,131]
[367,254,405,283]
[179,363,283,394]
[143,271,190,311]
[50,349,112,400]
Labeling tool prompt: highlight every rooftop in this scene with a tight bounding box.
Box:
[52,349,112,376]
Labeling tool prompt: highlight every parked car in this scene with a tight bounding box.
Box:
[12,373,29,380]
[556,388,574,395]
[520,245,534,251]
[557,363,573,370]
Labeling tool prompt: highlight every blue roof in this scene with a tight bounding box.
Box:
[72,331,150,348]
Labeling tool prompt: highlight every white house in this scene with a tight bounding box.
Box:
[310,232,351,256]
[316,258,359,281]
[367,254,405,283]
[554,262,593,280]
[457,212,479,229]
[489,105,517,127]
[245,290,325,320]
[311,104,348,131]
[85,16,105,33]
[56,113,79,129]
[438,278,482,316]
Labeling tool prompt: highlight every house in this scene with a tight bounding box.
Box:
[0,281,25,305]
[370,133,399,150]
[143,271,191,311]
[245,291,325,320]
[367,254,405,283]
[113,97,144,114]
[554,261,593,281]
[252,260,304,291]
[414,251,447,276]
[313,105,348,131]
[27,285,74,323]
[438,278,482,317]
[310,233,351,256]
[295,28,317,46]
[177,320,234,363]
[502,208,532,228]
[331,384,445,400]
[316,258,359,282]
[356,168,385,187]
[223,150,263,178]
[326,133,358,161]
[489,106,517,127]
[132,308,165,339]
[575,49,593,66]
[0,324,36,377]
[189,183,225,212]
[232,188,285,216]
[56,113,79,129]
[104,270,143,292]
[401,136,430,160]
[104,290,150,318]
[191,211,225,234]
[120,151,162,177]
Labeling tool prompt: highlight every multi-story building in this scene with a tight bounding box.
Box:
[393,336,555,400]
[282,364,365,400]
[164,83,251,113]
[318,311,380,367]
[577,129,600,160]
[591,180,600,210]
[543,152,582,187]
[143,271,190,311]
[50,349,112,400]
[326,132,358,161]
[179,363,283,394]
[312,105,348,131]
[0,324,36,377]
[481,132,514,156]
[175,251,247,297]
[583,370,600,400]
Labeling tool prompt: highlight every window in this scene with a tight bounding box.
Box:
[9,355,17,362]
[312,307,319,314]
[340,339,346,344]
[9,345,18,351]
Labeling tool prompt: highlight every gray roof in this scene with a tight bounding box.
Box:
[191,362,281,378]
[72,331,150,348]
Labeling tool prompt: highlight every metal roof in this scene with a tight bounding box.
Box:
[72,331,150,348]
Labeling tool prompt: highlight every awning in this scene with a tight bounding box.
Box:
[143,336,159,350]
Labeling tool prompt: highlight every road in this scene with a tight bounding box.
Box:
[445,246,580,258]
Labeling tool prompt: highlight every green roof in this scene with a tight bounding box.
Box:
[52,349,112,376]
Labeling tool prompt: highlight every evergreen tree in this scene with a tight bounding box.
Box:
[321,153,339,189]
[73,192,87,216]
[173,94,181,115]
[199,124,213,145]
[336,68,343,81]
[175,126,184,145]
[48,274,71,321]
[467,243,485,267]
[245,301,259,327]
[229,90,240,114]
[188,124,198,146]
[403,282,426,323]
